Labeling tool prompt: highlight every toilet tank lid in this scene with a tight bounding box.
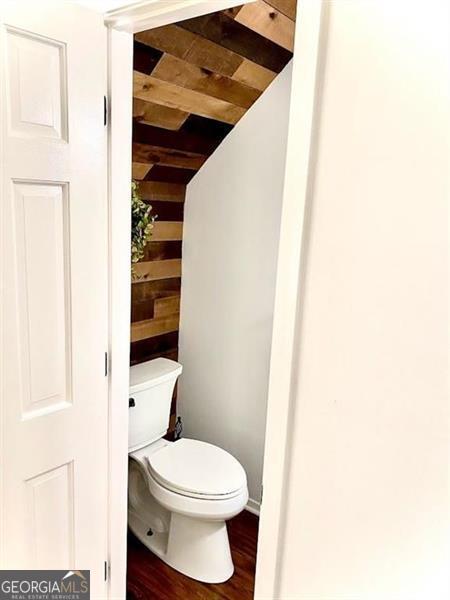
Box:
[130,358,182,393]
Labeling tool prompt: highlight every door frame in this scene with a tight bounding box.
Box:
[105,0,257,33]
[254,2,324,596]
[107,1,323,597]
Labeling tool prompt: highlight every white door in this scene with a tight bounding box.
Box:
[0,2,109,596]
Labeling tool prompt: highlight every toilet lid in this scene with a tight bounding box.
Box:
[146,438,247,498]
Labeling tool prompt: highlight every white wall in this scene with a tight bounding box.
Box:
[178,63,293,507]
[274,2,449,599]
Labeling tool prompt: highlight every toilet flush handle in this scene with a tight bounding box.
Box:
[129,398,135,408]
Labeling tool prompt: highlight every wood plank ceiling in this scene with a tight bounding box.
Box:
[131,0,297,371]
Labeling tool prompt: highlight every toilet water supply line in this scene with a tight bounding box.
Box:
[174,417,183,441]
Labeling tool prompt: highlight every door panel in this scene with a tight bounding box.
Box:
[13,182,72,419]
[1,3,108,596]
[6,27,67,140]
[25,461,75,568]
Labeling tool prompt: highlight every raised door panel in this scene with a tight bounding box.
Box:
[25,462,74,569]
[6,28,67,140]
[13,182,72,419]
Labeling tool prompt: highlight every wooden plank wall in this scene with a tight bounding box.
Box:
[131,1,298,425]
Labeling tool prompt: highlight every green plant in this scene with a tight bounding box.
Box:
[131,181,156,277]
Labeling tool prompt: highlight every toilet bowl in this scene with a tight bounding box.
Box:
[128,358,248,583]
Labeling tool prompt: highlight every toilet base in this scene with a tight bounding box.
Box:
[129,508,234,583]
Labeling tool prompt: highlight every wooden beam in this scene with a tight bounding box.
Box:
[147,201,184,222]
[132,278,181,304]
[131,299,154,323]
[142,241,182,262]
[135,25,197,60]
[133,141,206,170]
[233,0,295,52]
[151,221,183,241]
[133,41,163,75]
[154,294,181,317]
[138,181,186,202]
[132,258,181,283]
[145,165,197,184]
[132,161,152,180]
[133,121,222,155]
[136,24,243,78]
[264,0,297,21]
[133,97,189,131]
[182,114,233,141]
[131,314,180,343]
[179,12,292,73]
[232,58,277,91]
[151,53,261,109]
[134,73,246,125]
[184,34,243,77]
[130,331,179,365]
[224,5,242,19]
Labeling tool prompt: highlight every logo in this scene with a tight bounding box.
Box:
[0,570,90,600]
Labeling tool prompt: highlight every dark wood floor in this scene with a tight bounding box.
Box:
[127,511,259,600]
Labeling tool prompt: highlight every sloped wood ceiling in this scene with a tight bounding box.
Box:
[131,0,297,369]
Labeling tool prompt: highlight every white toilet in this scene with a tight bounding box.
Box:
[128,357,249,583]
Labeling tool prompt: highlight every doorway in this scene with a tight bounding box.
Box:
[123,1,297,598]
[108,0,324,597]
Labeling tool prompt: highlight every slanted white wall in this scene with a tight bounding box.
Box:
[271,2,449,599]
[178,63,293,507]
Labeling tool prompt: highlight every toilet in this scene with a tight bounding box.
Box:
[128,357,249,583]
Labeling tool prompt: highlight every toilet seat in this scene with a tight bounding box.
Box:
[144,438,247,500]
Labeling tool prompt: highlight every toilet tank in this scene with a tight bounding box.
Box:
[129,358,182,452]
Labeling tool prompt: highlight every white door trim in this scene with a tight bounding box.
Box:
[254,1,324,597]
[107,26,133,600]
[105,0,256,33]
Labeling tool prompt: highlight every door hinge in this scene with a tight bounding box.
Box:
[104,352,108,377]
[103,96,108,126]
[104,560,109,581]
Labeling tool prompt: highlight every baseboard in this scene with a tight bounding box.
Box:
[245,498,260,517]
